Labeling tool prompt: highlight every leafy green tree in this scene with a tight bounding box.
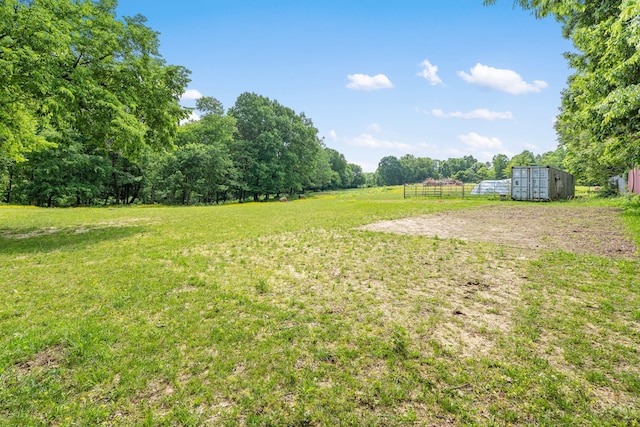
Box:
[14,138,110,207]
[153,97,236,204]
[384,155,442,184]
[349,163,366,187]
[363,172,378,187]
[398,155,419,183]
[492,154,509,179]
[322,148,348,189]
[440,156,478,179]
[376,156,405,186]
[486,0,640,184]
[415,157,440,181]
[0,0,190,163]
[506,150,537,177]
[229,93,321,200]
[538,147,566,170]
[107,152,144,205]
[196,96,225,117]
[306,146,333,190]
[476,164,493,180]
[0,155,15,203]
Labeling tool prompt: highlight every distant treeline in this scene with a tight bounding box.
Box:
[374,148,566,187]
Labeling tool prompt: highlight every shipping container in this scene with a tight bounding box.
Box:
[511,166,575,201]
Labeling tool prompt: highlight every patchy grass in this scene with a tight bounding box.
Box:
[0,189,638,426]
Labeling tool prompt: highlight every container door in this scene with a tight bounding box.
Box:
[530,167,539,200]
[511,167,529,200]
[533,167,549,201]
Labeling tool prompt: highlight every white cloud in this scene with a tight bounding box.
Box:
[456,132,513,162]
[346,74,394,91]
[179,112,201,125]
[457,63,548,94]
[180,89,203,100]
[368,123,382,133]
[432,108,514,120]
[417,59,443,85]
[328,130,338,140]
[349,134,410,150]
[458,132,505,149]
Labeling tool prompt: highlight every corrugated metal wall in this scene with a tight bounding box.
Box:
[629,169,640,195]
[511,166,575,201]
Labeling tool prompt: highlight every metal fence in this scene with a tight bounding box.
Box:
[403,183,476,199]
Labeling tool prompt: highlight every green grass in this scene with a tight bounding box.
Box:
[1,188,638,426]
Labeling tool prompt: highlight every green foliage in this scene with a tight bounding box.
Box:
[377,155,406,185]
[620,194,640,214]
[377,151,567,185]
[488,0,640,185]
[0,0,190,162]
[228,92,322,200]
[390,325,409,358]
[14,140,109,207]
[325,148,353,189]
[492,154,509,179]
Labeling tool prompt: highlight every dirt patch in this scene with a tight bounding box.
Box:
[358,205,636,259]
[15,345,65,375]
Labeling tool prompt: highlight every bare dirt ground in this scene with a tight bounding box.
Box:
[359,204,637,259]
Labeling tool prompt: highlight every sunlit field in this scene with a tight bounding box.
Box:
[1,188,638,426]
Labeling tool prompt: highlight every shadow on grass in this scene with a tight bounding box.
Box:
[0,226,145,255]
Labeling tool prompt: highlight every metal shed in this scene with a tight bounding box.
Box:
[511,166,575,201]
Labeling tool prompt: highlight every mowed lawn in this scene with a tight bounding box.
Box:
[1,188,639,426]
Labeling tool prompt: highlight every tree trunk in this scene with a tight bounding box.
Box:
[129,181,141,205]
[5,164,13,204]
[151,182,156,204]
[111,153,120,205]
[128,164,142,204]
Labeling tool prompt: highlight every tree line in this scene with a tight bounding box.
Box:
[374,148,566,186]
[1,93,367,206]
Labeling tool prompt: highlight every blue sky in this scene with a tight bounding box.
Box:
[117,1,574,172]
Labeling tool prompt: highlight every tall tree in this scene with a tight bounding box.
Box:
[0,0,190,163]
[492,154,509,179]
[325,148,352,189]
[349,163,366,187]
[485,0,640,183]
[376,156,405,186]
[229,92,320,200]
[163,100,237,204]
[538,147,566,170]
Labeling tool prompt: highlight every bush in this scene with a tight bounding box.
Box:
[620,194,640,214]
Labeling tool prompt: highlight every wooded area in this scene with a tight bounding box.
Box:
[1,0,638,206]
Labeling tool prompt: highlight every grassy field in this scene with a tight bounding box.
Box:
[1,188,639,426]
